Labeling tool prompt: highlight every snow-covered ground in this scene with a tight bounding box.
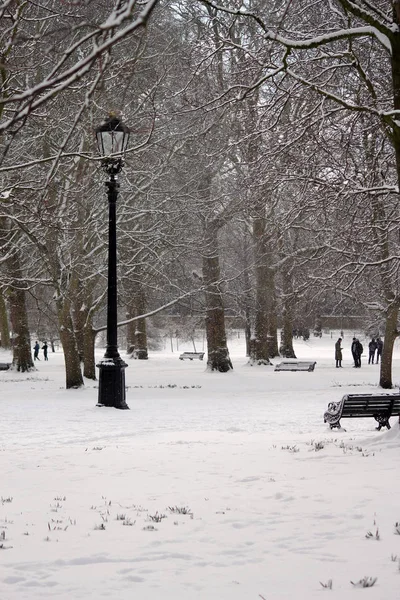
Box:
[1,331,400,599]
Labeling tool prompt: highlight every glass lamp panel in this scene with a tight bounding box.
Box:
[112,131,125,155]
[96,131,105,156]
[96,116,130,158]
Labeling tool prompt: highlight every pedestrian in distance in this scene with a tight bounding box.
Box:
[351,337,363,368]
[335,337,343,368]
[376,337,383,364]
[42,341,48,361]
[368,338,377,364]
[33,341,40,360]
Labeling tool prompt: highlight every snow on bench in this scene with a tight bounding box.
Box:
[179,352,205,361]
[274,361,316,372]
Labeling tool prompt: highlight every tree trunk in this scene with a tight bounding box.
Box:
[126,303,136,353]
[244,311,251,357]
[251,217,273,365]
[379,301,399,389]
[9,285,34,372]
[280,269,296,358]
[280,307,296,358]
[7,250,34,372]
[125,287,148,359]
[57,299,84,389]
[267,270,279,357]
[72,288,85,362]
[0,289,10,349]
[72,286,96,379]
[378,9,400,387]
[83,325,96,380]
[134,287,148,360]
[203,226,232,372]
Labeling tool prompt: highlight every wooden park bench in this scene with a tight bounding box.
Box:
[179,352,205,361]
[324,393,400,430]
[274,361,316,372]
[0,363,10,371]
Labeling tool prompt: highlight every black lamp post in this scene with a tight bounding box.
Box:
[96,114,130,409]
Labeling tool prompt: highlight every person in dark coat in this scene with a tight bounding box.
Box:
[368,338,377,364]
[376,337,383,364]
[351,337,363,367]
[42,341,48,361]
[335,337,343,368]
[33,341,40,360]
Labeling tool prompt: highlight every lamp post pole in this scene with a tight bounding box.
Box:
[96,114,130,410]
[97,165,129,409]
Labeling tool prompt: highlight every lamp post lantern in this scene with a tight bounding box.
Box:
[96,114,130,409]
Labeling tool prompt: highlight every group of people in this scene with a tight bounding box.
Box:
[335,336,383,368]
[33,340,48,361]
[367,337,383,364]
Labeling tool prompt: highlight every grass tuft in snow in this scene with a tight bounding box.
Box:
[350,576,377,588]
[168,505,192,515]
[148,512,167,522]
[319,579,332,589]
[365,529,380,540]
[281,445,299,453]
[0,542,13,550]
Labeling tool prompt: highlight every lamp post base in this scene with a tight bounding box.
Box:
[97,357,129,409]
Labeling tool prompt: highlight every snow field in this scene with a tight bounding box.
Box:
[1,331,400,599]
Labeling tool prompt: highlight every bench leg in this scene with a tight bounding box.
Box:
[329,421,345,431]
[374,415,391,430]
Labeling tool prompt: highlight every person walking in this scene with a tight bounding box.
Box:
[33,341,40,361]
[42,341,48,361]
[335,337,343,368]
[351,337,363,367]
[376,337,383,364]
[368,338,377,364]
